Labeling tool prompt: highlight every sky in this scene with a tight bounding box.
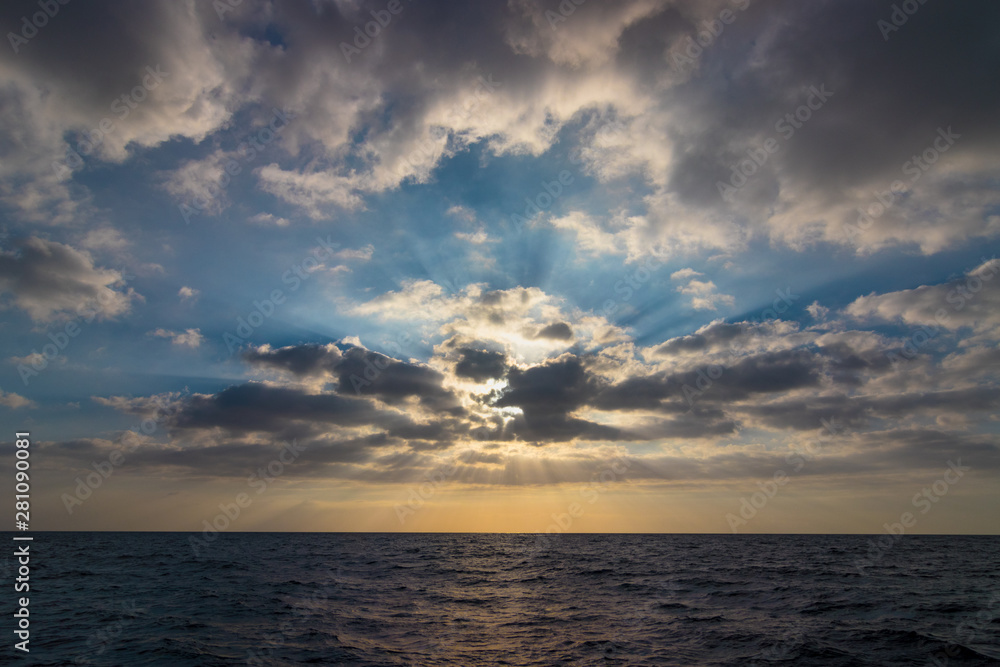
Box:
[0,0,998,534]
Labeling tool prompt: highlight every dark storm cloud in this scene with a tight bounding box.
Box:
[765,1,1000,190]
[494,355,594,417]
[492,355,625,441]
[32,424,999,485]
[2,1,178,94]
[591,371,676,410]
[489,344,832,435]
[700,350,822,397]
[667,0,1000,197]
[242,343,463,413]
[486,348,805,441]
[826,429,1000,479]
[454,347,509,382]
[39,433,400,480]
[815,341,897,387]
[170,383,385,433]
[507,413,625,442]
[740,395,873,432]
[334,346,463,413]
[385,420,456,442]
[91,315,1000,474]
[637,413,741,440]
[596,348,822,410]
[5,0,995,250]
[0,236,134,322]
[242,343,342,377]
[652,323,743,356]
[869,387,1000,419]
[534,322,573,341]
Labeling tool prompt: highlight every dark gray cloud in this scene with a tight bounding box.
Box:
[869,387,1000,419]
[741,395,872,433]
[492,355,624,441]
[30,425,1000,485]
[815,341,897,387]
[243,342,463,413]
[242,343,342,377]
[334,346,463,413]
[494,355,593,417]
[534,322,573,340]
[591,371,676,411]
[4,0,997,251]
[659,0,1000,250]
[454,347,509,382]
[595,348,821,410]
[0,236,135,322]
[653,322,746,356]
[171,383,386,433]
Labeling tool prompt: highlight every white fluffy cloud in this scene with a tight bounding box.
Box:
[0,389,36,409]
[846,259,1000,333]
[149,328,204,348]
[347,280,626,364]
[178,286,200,303]
[670,269,734,311]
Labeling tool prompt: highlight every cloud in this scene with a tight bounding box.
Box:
[246,212,291,227]
[454,229,493,245]
[141,383,393,435]
[0,237,138,322]
[670,268,702,281]
[671,270,734,311]
[243,342,461,412]
[332,244,374,261]
[0,390,36,409]
[9,353,43,368]
[446,205,477,224]
[548,212,624,257]
[453,347,509,382]
[178,286,200,303]
[36,424,1000,487]
[348,280,624,364]
[255,167,365,218]
[5,0,999,508]
[148,328,204,348]
[0,0,996,259]
[79,226,129,252]
[504,0,670,68]
[161,152,233,216]
[534,322,574,341]
[68,301,1000,486]
[846,259,1000,333]
[652,320,766,358]
[242,343,343,378]
[334,347,463,413]
[0,1,252,220]
[807,301,830,320]
[492,354,624,441]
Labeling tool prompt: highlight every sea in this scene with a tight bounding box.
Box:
[5,532,999,666]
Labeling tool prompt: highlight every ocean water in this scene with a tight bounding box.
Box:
[5,533,999,666]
